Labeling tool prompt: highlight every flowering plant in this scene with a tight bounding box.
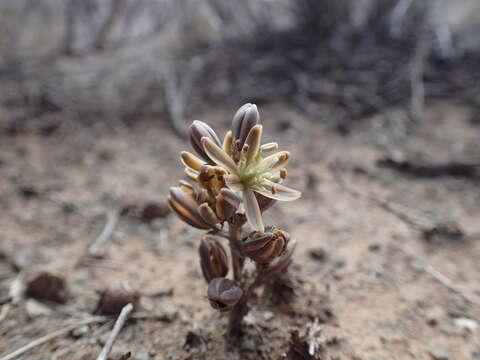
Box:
[167,104,301,342]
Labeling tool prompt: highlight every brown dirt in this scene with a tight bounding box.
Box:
[0,102,479,359]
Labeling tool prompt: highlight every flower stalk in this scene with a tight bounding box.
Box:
[167,104,301,344]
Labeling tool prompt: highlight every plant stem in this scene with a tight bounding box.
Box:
[228,222,244,282]
[227,268,264,344]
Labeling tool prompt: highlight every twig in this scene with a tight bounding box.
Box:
[0,304,11,323]
[88,210,120,255]
[96,303,134,360]
[0,316,108,360]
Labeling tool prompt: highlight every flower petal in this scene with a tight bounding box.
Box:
[253,180,301,201]
[260,142,278,154]
[201,137,238,175]
[258,151,290,173]
[243,189,264,232]
[180,151,206,171]
[224,174,244,192]
[223,131,233,156]
[244,125,263,165]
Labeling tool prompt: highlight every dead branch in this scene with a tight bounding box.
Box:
[96,303,133,360]
[0,316,108,360]
[94,0,128,51]
[88,209,120,256]
[159,61,198,138]
[377,155,480,178]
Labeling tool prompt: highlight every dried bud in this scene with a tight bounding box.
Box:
[167,187,211,229]
[262,241,296,279]
[243,228,289,263]
[231,103,259,151]
[189,120,222,164]
[199,237,229,282]
[215,188,241,221]
[207,278,243,312]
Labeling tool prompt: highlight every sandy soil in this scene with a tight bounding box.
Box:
[0,102,479,359]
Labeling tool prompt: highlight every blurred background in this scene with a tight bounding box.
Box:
[1,1,480,359]
[1,0,480,134]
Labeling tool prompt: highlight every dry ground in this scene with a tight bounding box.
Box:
[0,101,479,359]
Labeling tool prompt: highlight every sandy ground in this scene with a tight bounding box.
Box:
[0,101,479,359]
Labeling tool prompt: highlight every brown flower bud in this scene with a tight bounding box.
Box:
[207,277,243,312]
[262,241,296,279]
[167,187,211,230]
[215,188,241,221]
[242,228,289,263]
[231,103,259,151]
[189,120,222,164]
[198,202,221,226]
[199,237,229,283]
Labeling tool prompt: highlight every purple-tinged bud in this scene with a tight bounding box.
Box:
[262,241,296,279]
[231,103,259,151]
[167,187,211,230]
[198,202,221,226]
[242,229,289,263]
[215,188,241,221]
[199,237,229,283]
[189,120,222,164]
[207,277,243,312]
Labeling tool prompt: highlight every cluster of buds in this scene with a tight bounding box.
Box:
[167,103,301,317]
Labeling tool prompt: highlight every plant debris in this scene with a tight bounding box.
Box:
[26,272,68,304]
[94,289,140,316]
[377,154,480,178]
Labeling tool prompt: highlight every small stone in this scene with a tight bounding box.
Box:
[308,247,327,262]
[428,343,451,360]
[136,350,151,360]
[26,299,53,317]
[262,310,274,321]
[453,317,478,332]
[71,325,90,338]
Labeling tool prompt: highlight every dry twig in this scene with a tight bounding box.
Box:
[88,209,120,256]
[96,303,134,360]
[0,316,108,360]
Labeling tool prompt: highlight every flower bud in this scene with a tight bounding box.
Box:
[207,277,243,312]
[198,202,221,226]
[199,237,229,283]
[215,188,241,221]
[167,187,211,230]
[242,228,289,264]
[231,103,259,151]
[189,120,222,164]
[262,241,296,279]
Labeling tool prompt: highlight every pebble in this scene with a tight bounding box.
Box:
[453,317,478,332]
[428,343,451,360]
[25,299,53,317]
